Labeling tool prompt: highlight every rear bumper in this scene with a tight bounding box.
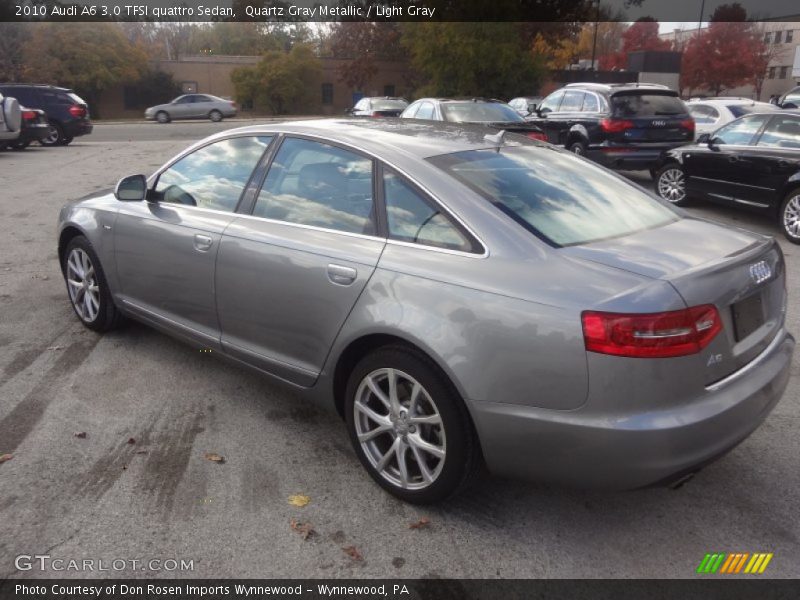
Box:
[587,143,686,170]
[63,119,93,138]
[471,329,794,489]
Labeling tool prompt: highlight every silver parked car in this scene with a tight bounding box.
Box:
[144,94,237,123]
[57,119,794,503]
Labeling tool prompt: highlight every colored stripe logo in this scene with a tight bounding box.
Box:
[696,552,773,574]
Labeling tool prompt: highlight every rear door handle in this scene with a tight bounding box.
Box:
[193,234,213,252]
[327,264,357,286]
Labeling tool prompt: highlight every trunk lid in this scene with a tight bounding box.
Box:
[563,218,787,384]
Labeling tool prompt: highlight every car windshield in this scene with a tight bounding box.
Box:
[441,102,524,123]
[372,99,408,110]
[429,147,678,246]
[611,93,687,117]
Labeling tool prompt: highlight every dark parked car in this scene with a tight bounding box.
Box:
[57,119,794,502]
[0,84,92,146]
[4,106,49,150]
[527,83,694,171]
[400,98,546,141]
[655,111,800,244]
[346,96,408,117]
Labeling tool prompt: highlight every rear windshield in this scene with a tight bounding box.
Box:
[429,147,678,246]
[66,92,86,105]
[728,104,775,118]
[441,102,524,123]
[611,93,687,117]
[372,99,408,110]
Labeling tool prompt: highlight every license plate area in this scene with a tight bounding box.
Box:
[731,292,764,341]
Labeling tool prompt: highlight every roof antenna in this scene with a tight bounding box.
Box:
[484,130,506,148]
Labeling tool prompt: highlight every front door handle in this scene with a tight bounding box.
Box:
[327,264,357,286]
[193,234,213,252]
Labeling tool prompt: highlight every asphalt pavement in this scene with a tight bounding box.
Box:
[0,121,797,579]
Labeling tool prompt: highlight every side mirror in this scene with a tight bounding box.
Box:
[115,174,147,202]
[696,133,711,145]
[528,103,538,113]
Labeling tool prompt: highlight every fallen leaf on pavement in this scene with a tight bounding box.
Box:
[204,452,225,463]
[47,346,64,351]
[127,437,136,445]
[409,517,431,530]
[342,545,363,561]
[290,519,315,540]
[135,450,148,455]
[74,432,87,439]
[288,494,310,507]
[0,453,13,463]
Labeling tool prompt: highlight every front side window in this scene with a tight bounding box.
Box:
[559,90,584,112]
[429,147,677,247]
[401,101,420,118]
[155,136,272,211]
[383,170,474,252]
[711,115,770,145]
[538,90,564,114]
[688,104,720,124]
[757,115,800,148]
[414,102,436,120]
[253,138,375,235]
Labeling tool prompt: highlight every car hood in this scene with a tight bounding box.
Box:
[560,217,766,280]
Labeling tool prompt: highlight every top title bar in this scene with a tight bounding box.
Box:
[3,0,800,22]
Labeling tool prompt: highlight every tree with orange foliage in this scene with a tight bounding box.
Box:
[598,18,672,70]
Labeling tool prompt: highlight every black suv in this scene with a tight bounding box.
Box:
[528,83,694,172]
[0,84,92,146]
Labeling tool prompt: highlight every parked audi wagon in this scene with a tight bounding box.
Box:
[655,111,800,243]
[57,119,794,503]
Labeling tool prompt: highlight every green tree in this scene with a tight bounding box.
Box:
[0,23,31,81]
[22,23,147,117]
[402,23,544,98]
[232,44,321,114]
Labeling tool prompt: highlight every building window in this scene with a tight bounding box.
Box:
[780,66,789,79]
[774,30,782,44]
[383,84,396,97]
[768,67,776,79]
[764,31,772,43]
[787,30,794,43]
[321,83,333,105]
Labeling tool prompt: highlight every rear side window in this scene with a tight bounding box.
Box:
[429,147,677,247]
[383,170,475,252]
[611,93,687,117]
[582,94,599,112]
[372,99,407,111]
[757,115,800,148]
[712,114,771,145]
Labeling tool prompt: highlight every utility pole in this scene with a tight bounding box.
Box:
[590,0,601,72]
[698,0,706,30]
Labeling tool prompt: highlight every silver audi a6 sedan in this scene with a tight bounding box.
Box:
[57,119,795,503]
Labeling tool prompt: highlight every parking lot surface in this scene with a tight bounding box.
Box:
[0,122,798,579]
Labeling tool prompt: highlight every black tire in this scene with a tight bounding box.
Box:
[654,163,690,206]
[10,139,30,150]
[209,110,223,122]
[567,139,587,156]
[778,189,800,244]
[156,111,170,124]
[345,345,480,504]
[41,121,64,146]
[62,236,124,332]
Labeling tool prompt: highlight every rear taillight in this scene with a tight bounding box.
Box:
[22,110,37,120]
[69,104,86,118]
[370,111,382,117]
[526,131,548,142]
[581,305,722,358]
[229,101,236,109]
[600,118,635,133]
[680,117,695,133]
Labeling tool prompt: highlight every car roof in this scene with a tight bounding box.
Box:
[0,83,72,92]
[688,98,775,106]
[412,97,506,104]
[562,82,675,95]
[210,118,537,159]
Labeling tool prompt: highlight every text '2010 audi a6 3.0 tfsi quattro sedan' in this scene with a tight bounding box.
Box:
[57,119,795,503]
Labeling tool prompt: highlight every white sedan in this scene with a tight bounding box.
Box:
[687,98,780,136]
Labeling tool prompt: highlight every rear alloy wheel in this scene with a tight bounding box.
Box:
[41,121,64,146]
[345,346,480,504]
[156,111,170,124]
[779,190,800,244]
[63,236,123,332]
[209,110,223,122]
[568,140,587,156]
[655,164,689,206]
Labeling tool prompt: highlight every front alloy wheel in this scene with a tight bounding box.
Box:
[656,164,688,205]
[345,346,480,503]
[780,191,800,244]
[63,236,123,332]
